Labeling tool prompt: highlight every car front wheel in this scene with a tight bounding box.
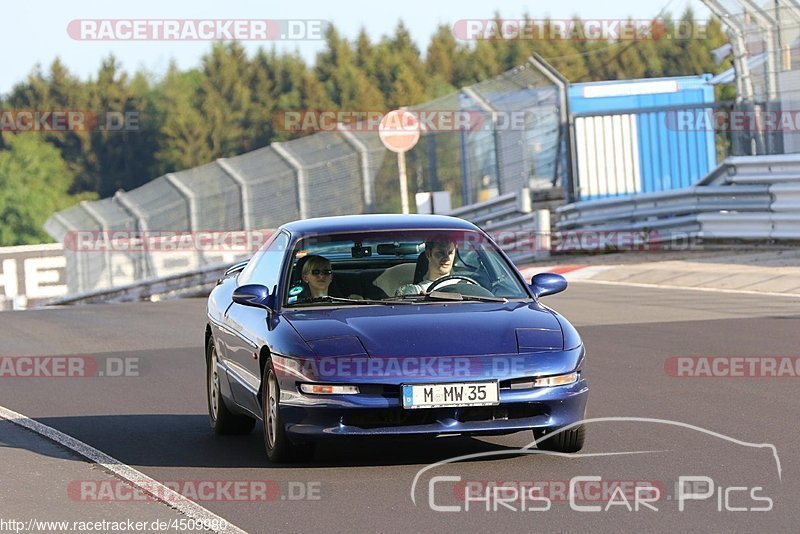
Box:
[262,365,315,463]
[206,337,255,434]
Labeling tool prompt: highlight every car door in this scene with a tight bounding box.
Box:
[222,231,290,412]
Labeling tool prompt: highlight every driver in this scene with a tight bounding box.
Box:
[395,237,459,295]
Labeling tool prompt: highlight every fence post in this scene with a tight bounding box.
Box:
[528,54,575,202]
[50,212,84,294]
[459,127,472,206]
[114,191,154,280]
[462,86,503,195]
[272,142,308,219]
[535,209,551,259]
[216,158,252,231]
[426,134,440,191]
[79,201,114,289]
[517,187,532,214]
[165,173,205,269]
[338,130,373,211]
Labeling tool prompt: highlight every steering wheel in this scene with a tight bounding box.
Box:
[427,274,481,293]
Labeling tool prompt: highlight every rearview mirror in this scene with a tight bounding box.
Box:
[530,273,567,298]
[232,284,273,311]
[376,242,424,256]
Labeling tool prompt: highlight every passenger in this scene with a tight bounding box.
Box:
[290,255,333,302]
[395,237,458,295]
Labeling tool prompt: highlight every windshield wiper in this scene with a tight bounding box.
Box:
[383,294,427,301]
[386,291,508,303]
[294,296,413,306]
[454,294,508,303]
[425,291,508,302]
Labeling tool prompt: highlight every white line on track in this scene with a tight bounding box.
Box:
[573,278,800,298]
[0,405,246,534]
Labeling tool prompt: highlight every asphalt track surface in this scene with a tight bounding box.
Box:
[1,283,799,533]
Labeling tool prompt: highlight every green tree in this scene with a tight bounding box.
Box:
[425,25,458,86]
[527,19,588,81]
[316,25,384,110]
[88,55,159,196]
[354,28,376,73]
[367,22,427,108]
[154,64,212,172]
[198,42,253,158]
[267,51,333,141]
[387,64,425,108]
[388,21,426,80]
[0,133,95,245]
[5,60,92,193]
[673,9,729,76]
[247,49,278,150]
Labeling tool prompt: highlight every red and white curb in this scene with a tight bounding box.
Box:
[518,264,614,282]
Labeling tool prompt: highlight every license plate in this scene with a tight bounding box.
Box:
[401,381,499,409]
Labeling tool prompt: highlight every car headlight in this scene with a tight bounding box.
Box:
[510,371,579,389]
[299,384,360,395]
[533,371,579,387]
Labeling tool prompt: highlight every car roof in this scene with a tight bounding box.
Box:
[278,214,480,238]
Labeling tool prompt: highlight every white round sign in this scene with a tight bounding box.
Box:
[378,109,420,153]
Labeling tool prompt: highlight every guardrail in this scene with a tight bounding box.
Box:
[557,185,772,229]
[555,155,800,241]
[446,187,565,263]
[447,188,533,225]
[47,261,232,306]
[698,154,800,185]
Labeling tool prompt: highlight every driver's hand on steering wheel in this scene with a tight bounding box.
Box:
[426,274,480,293]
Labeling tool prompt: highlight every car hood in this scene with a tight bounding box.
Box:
[285,302,563,357]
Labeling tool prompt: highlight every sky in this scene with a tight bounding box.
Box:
[0,0,712,95]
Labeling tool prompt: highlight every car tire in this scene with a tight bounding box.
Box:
[533,424,585,453]
[206,337,256,435]
[262,365,315,463]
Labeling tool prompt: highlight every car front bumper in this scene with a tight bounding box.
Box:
[280,378,588,438]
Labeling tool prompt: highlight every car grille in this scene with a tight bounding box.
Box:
[340,403,548,429]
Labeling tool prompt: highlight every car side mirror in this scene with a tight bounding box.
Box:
[530,273,567,298]
[232,284,274,311]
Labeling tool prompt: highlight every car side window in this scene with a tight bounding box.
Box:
[237,231,290,293]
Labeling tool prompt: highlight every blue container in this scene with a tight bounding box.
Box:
[569,75,716,200]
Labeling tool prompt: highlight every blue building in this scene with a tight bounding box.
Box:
[569,75,717,200]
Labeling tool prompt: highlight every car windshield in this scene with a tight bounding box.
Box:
[283,229,530,306]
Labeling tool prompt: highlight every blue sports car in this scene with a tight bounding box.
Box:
[205,214,588,462]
